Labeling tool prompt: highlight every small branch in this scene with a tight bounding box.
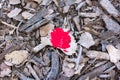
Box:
[0,20,17,29]
[32,44,46,53]
[78,62,114,80]
[33,56,45,65]
[26,64,39,80]
[74,45,82,70]
[13,70,34,80]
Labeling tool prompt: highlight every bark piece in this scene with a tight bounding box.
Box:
[102,15,120,33]
[19,7,48,31]
[100,0,120,17]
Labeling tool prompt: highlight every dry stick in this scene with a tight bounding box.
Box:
[46,49,59,80]
[32,44,46,53]
[26,64,39,80]
[74,45,82,70]
[78,62,114,80]
[32,56,45,65]
[0,20,17,29]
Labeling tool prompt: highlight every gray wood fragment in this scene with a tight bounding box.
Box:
[78,62,114,80]
[102,14,120,33]
[46,49,59,80]
[100,0,120,17]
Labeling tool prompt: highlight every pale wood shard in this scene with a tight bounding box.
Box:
[7,8,22,18]
[100,0,120,17]
[79,12,99,17]
[22,11,34,20]
[102,15,120,33]
[86,50,109,60]
[9,0,20,5]
[106,45,120,64]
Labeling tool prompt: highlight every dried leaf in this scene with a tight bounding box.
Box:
[7,8,22,18]
[106,45,120,64]
[22,11,34,19]
[5,50,29,65]
[79,32,95,48]
[86,50,109,60]
[9,0,20,5]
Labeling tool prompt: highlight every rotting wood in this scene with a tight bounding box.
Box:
[46,49,59,80]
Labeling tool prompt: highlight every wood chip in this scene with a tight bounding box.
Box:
[79,12,99,17]
[22,11,34,20]
[100,0,120,17]
[86,50,109,60]
[102,15,120,33]
[7,8,22,18]
[79,32,95,48]
[9,0,20,5]
[106,45,120,64]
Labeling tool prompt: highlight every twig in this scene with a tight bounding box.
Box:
[78,62,114,80]
[26,64,39,80]
[46,49,59,80]
[74,45,82,70]
[0,20,17,29]
[25,19,49,33]
[19,7,48,31]
[32,44,46,53]
[33,56,45,65]
[13,70,34,80]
